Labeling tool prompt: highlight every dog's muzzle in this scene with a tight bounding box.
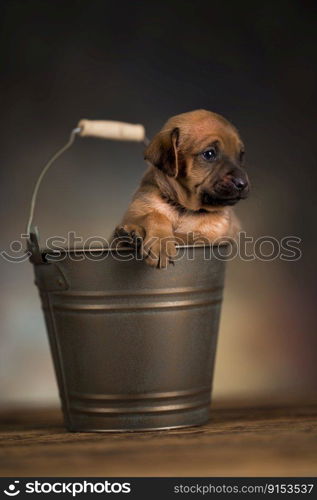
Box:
[201,172,249,207]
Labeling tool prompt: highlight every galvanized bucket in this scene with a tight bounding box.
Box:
[27,120,227,431]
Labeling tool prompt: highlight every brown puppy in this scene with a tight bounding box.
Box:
[113,109,249,268]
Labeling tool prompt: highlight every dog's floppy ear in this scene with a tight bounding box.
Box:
[144,127,180,177]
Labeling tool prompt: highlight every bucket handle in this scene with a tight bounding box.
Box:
[26,120,147,263]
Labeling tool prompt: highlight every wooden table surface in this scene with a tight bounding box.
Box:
[0,401,316,477]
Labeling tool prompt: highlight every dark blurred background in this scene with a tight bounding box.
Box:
[0,0,316,406]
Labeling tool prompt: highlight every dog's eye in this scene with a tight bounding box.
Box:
[202,148,217,161]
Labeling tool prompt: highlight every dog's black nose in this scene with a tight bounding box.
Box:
[232,177,247,190]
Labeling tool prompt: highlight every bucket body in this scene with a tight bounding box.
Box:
[32,245,226,431]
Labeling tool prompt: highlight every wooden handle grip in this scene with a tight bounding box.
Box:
[78,119,145,142]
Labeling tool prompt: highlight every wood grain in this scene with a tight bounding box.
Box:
[0,401,316,477]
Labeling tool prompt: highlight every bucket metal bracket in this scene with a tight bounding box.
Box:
[27,229,44,264]
[34,262,69,291]
[28,229,69,290]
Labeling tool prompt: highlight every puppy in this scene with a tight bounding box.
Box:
[113,109,249,268]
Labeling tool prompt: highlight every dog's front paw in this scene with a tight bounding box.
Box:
[113,225,177,269]
[142,233,177,269]
[113,224,146,249]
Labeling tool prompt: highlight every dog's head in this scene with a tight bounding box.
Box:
[144,109,249,211]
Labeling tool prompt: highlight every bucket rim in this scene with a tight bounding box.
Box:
[40,241,230,258]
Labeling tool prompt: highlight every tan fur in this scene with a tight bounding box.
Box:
[113,110,248,268]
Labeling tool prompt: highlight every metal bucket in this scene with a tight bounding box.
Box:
[30,244,226,431]
[26,120,227,431]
